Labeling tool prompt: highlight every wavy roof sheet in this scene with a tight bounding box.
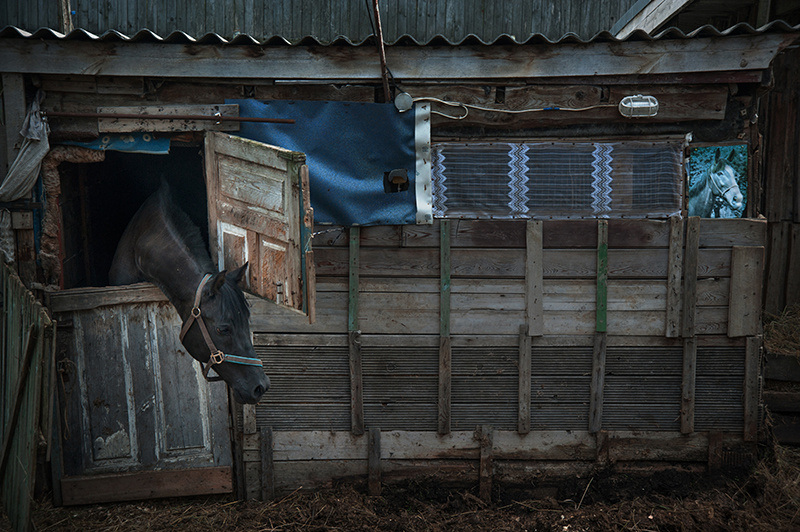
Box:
[1,20,798,46]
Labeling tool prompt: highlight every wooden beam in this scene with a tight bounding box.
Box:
[682,217,700,338]
[368,428,382,496]
[518,325,531,434]
[526,220,544,336]
[1,35,794,80]
[614,0,694,39]
[681,336,696,434]
[765,222,789,315]
[744,337,761,442]
[728,246,765,337]
[665,215,684,337]
[60,467,233,506]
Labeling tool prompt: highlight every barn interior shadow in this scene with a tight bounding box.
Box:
[58,146,208,288]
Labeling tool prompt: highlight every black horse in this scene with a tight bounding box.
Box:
[109,184,269,404]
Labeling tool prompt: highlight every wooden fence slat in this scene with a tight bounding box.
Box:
[596,220,608,332]
[0,324,37,483]
[526,220,544,336]
[666,215,684,337]
[478,425,493,502]
[764,221,789,315]
[348,227,364,435]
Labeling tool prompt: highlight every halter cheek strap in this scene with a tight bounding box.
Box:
[179,273,263,382]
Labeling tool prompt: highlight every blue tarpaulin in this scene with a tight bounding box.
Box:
[61,132,170,154]
[228,99,430,226]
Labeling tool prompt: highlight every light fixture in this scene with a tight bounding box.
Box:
[394,92,414,112]
[618,95,659,118]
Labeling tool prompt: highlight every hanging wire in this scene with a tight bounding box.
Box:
[412,96,618,120]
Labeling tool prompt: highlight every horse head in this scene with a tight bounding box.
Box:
[179,263,270,404]
[708,148,744,213]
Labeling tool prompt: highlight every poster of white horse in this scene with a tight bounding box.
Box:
[687,145,747,218]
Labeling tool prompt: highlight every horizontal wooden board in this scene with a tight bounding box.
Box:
[60,467,232,505]
[47,282,168,312]
[313,248,731,278]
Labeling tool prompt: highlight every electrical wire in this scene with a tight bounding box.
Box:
[411,96,618,120]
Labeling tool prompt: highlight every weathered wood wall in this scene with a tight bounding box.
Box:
[234,217,764,497]
[761,46,800,315]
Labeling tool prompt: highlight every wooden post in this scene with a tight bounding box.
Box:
[368,427,382,496]
[478,425,493,503]
[665,215,685,337]
[349,227,364,435]
[260,426,274,501]
[681,217,700,434]
[439,219,452,435]
[518,324,531,434]
[589,220,608,434]
[744,337,761,441]
[526,220,544,336]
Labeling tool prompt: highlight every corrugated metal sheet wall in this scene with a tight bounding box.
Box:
[1,0,639,42]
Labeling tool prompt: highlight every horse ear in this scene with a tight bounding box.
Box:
[226,262,249,286]
[209,270,227,294]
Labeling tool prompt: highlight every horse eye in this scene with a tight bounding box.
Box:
[216,325,232,336]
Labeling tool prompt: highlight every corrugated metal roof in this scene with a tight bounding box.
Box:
[0,0,641,44]
[1,19,798,46]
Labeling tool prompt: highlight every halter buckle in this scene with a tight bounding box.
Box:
[209,351,225,365]
[191,306,202,318]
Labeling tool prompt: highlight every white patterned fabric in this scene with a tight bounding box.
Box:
[430,141,684,219]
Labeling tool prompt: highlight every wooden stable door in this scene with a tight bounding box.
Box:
[51,287,233,505]
[204,131,315,319]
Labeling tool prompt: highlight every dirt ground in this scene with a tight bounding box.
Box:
[19,440,799,532]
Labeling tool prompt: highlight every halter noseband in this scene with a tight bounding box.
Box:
[179,273,263,382]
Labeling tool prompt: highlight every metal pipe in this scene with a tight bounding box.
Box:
[44,111,295,124]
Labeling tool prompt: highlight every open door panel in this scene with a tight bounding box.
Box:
[204,131,315,320]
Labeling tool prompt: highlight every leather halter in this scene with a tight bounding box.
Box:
[179,273,263,381]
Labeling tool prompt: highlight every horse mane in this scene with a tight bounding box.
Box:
[154,183,251,319]
[155,182,212,266]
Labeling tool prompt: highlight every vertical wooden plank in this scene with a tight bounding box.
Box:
[526,220,544,336]
[764,221,788,315]
[596,220,608,333]
[1,73,25,175]
[368,427,381,496]
[439,219,451,435]
[665,215,685,337]
[260,426,274,501]
[682,217,700,338]
[518,324,531,434]
[589,331,607,434]
[478,425,493,503]
[440,219,451,339]
[349,227,360,332]
[300,164,316,324]
[707,431,723,470]
[589,220,608,434]
[728,246,765,337]
[744,336,761,442]
[786,223,800,308]
[348,227,364,435]
[681,337,696,434]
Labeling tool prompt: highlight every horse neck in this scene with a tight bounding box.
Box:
[139,225,215,319]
